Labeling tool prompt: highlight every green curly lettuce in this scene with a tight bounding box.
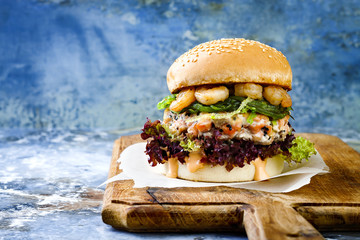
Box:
[180,138,201,152]
[286,136,317,163]
[163,122,201,152]
[161,123,176,139]
[157,94,177,110]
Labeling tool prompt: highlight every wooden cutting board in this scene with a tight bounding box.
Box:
[102,133,360,239]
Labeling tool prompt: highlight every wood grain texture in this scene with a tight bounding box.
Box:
[102,133,360,239]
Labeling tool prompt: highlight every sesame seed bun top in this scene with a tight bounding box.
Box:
[167,38,292,93]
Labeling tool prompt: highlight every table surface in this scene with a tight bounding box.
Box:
[1,129,360,240]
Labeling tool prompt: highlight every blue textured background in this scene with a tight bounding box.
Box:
[0,0,359,138]
[1,1,360,239]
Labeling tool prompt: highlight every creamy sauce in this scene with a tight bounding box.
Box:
[253,157,270,181]
[166,157,179,178]
[185,152,204,173]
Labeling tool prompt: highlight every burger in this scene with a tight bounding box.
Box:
[140,38,316,182]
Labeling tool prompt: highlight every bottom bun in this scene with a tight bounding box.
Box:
[156,155,284,182]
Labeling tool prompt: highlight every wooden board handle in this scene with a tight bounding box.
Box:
[243,201,324,240]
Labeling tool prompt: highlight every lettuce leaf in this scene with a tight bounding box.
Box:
[207,97,253,120]
[242,97,292,120]
[162,123,176,139]
[285,136,317,163]
[184,97,243,113]
[180,138,201,152]
[157,94,177,110]
[157,94,291,120]
[247,111,257,124]
[141,119,299,170]
[163,122,201,152]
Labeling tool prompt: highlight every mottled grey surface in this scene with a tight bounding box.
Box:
[0,129,249,239]
[0,129,359,240]
[0,0,359,139]
[1,0,360,239]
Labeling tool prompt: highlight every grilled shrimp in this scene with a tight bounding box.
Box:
[170,87,196,112]
[281,92,292,107]
[234,83,263,99]
[195,86,229,105]
[263,86,292,107]
[263,86,284,106]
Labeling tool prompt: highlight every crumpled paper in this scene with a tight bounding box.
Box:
[102,142,329,193]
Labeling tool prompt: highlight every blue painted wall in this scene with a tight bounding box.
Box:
[0,0,359,138]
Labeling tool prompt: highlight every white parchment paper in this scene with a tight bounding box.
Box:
[103,142,329,193]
